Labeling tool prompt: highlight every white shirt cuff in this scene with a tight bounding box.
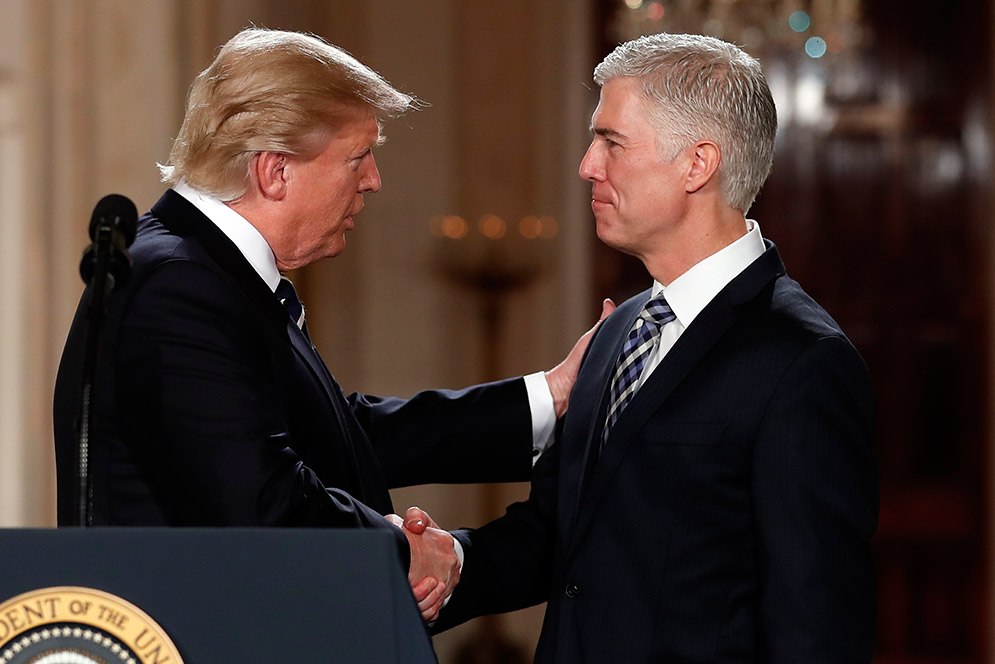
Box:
[523,371,556,465]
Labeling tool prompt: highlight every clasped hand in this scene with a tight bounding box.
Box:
[386,506,456,622]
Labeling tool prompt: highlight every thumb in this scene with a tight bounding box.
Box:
[404,506,433,533]
[599,298,616,321]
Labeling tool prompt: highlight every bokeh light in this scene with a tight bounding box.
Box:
[479,214,507,240]
[805,36,828,58]
[440,215,468,240]
[519,216,542,239]
[646,2,664,21]
[624,0,643,8]
[789,10,811,33]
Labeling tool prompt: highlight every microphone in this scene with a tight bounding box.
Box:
[79,194,138,291]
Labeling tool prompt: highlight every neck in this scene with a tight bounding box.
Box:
[228,196,284,262]
[642,207,748,286]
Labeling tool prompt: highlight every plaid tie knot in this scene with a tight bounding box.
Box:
[640,295,676,328]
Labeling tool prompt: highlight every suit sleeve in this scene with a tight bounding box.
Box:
[430,417,563,632]
[347,378,534,488]
[114,259,407,550]
[752,335,877,662]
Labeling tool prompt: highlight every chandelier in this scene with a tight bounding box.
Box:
[612,0,869,60]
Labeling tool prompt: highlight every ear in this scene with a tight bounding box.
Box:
[252,151,289,201]
[685,140,721,194]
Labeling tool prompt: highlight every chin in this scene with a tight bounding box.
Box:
[595,220,619,246]
[324,238,347,259]
[596,225,636,257]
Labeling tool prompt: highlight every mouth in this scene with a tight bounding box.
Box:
[591,198,613,213]
[345,203,364,230]
[591,190,613,208]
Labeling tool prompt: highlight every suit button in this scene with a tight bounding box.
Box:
[565,584,579,598]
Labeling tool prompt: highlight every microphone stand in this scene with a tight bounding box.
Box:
[73,194,136,527]
[76,224,116,527]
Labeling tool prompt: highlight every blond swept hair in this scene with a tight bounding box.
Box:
[159,28,415,201]
[595,33,776,213]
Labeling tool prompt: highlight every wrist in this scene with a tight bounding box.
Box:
[544,369,569,418]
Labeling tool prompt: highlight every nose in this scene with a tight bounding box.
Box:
[360,154,382,193]
[578,141,603,182]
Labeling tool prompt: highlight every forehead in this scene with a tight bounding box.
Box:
[592,77,653,133]
[331,108,381,144]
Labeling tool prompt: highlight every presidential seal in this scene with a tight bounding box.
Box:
[0,587,183,664]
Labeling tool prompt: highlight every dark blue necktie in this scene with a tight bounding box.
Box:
[276,277,311,341]
[602,293,676,447]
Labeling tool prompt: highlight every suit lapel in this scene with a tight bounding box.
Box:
[558,290,651,536]
[564,244,786,556]
[150,190,353,436]
[558,290,650,540]
[283,320,370,498]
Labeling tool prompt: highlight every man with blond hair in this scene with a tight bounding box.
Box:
[54,28,604,622]
[418,33,877,661]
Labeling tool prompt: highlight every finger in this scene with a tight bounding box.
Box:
[422,603,443,623]
[418,582,447,622]
[412,576,439,603]
[385,513,404,528]
[422,601,444,623]
[421,592,446,623]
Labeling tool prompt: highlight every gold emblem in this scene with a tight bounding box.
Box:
[0,587,184,663]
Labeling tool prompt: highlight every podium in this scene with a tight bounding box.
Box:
[0,528,436,663]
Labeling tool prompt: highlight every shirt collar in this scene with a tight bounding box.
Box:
[654,219,766,328]
[173,182,282,293]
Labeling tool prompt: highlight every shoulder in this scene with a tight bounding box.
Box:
[109,211,248,329]
[766,275,849,344]
[130,210,214,272]
[728,272,868,388]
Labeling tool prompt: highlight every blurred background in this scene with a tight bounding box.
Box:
[0,0,990,662]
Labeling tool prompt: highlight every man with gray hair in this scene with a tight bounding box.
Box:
[53,28,605,623]
[418,32,877,661]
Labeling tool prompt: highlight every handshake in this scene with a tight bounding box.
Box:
[386,506,457,622]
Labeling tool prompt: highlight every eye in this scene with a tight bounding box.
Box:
[349,149,371,170]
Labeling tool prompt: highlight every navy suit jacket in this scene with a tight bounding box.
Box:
[54,190,533,563]
[435,244,878,663]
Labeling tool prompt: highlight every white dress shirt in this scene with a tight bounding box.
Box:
[633,219,766,393]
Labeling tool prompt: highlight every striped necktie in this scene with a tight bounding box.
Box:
[601,293,676,447]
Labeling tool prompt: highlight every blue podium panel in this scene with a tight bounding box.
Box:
[0,528,436,663]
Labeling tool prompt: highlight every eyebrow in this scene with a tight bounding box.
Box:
[591,125,627,141]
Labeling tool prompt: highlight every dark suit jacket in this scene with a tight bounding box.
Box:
[54,190,533,564]
[435,244,878,663]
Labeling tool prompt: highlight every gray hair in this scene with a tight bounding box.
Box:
[594,33,776,213]
[160,28,416,201]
